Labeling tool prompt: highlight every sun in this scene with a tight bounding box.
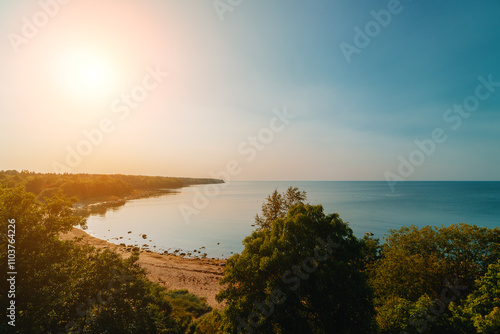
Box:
[77,57,111,89]
[54,47,120,102]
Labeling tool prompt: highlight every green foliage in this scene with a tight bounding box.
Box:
[186,310,223,334]
[360,234,382,269]
[375,294,468,334]
[254,186,307,229]
[217,203,375,333]
[166,290,212,319]
[374,296,413,333]
[3,182,500,333]
[0,187,210,333]
[24,176,43,195]
[371,224,500,303]
[0,170,222,202]
[372,224,500,333]
[455,260,500,333]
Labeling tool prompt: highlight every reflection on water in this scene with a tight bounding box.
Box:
[84,181,500,259]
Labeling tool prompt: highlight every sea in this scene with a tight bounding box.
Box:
[84,181,500,259]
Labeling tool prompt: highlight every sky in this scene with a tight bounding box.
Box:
[0,0,499,181]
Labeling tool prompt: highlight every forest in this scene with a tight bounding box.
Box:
[0,174,499,333]
[0,170,222,201]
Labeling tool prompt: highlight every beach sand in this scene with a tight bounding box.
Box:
[60,227,226,309]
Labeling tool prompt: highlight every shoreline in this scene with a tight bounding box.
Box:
[73,189,179,217]
[73,187,227,259]
[60,227,226,309]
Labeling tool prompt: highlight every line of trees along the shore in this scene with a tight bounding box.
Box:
[1,178,499,333]
[0,170,223,201]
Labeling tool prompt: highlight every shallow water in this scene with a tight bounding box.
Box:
[85,181,500,258]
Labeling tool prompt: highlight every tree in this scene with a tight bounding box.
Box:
[455,260,500,333]
[371,224,500,303]
[217,202,375,333]
[24,176,44,195]
[254,187,307,229]
[0,187,209,333]
[371,224,500,333]
[186,309,224,334]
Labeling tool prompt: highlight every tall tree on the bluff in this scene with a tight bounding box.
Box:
[254,186,307,229]
[217,188,376,333]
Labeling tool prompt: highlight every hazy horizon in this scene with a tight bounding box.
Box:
[3,170,500,183]
[1,0,499,181]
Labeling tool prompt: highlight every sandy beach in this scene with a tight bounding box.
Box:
[60,228,226,309]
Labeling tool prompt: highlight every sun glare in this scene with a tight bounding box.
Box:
[54,47,120,101]
[78,58,110,88]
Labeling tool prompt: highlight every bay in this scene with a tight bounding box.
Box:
[85,181,500,258]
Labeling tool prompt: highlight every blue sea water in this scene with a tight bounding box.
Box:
[85,181,500,258]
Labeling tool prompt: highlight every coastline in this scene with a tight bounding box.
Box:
[60,227,226,309]
[73,189,179,217]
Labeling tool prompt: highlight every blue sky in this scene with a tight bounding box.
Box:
[0,0,499,180]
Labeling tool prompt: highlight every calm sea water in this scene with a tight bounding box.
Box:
[85,181,500,258]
